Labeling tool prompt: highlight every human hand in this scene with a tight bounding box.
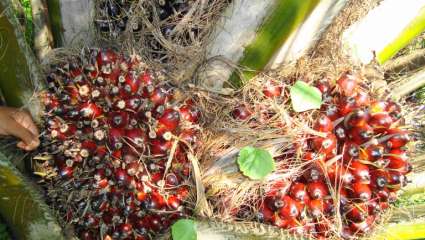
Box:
[0,106,40,151]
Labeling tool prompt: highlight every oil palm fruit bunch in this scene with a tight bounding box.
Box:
[37,48,202,239]
[254,73,411,239]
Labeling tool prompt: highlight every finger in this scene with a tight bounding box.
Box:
[12,110,40,137]
[17,139,40,151]
[6,118,37,147]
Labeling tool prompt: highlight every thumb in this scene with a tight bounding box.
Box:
[6,117,37,147]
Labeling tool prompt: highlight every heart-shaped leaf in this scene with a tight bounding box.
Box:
[290,81,322,112]
[172,219,197,240]
[237,146,275,180]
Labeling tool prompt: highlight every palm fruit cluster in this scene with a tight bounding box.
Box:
[38,49,202,240]
[248,73,410,239]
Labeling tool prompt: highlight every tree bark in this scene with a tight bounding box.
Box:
[30,0,53,60]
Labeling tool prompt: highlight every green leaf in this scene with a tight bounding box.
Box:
[172,219,197,240]
[290,81,322,112]
[237,146,275,180]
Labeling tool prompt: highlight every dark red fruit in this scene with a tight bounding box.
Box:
[348,124,373,144]
[232,105,252,121]
[311,133,337,157]
[360,144,384,161]
[80,102,103,119]
[338,97,357,116]
[279,196,303,218]
[179,105,201,123]
[344,109,370,128]
[346,203,368,222]
[337,72,358,97]
[386,128,410,148]
[314,114,333,132]
[369,112,393,133]
[315,78,331,93]
[149,138,172,155]
[150,87,168,106]
[289,182,309,203]
[307,199,324,219]
[307,181,329,200]
[263,81,282,98]
[157,109,180,134]
[109,128,124,149]
[351,182,372,202]
[109,111,129,128]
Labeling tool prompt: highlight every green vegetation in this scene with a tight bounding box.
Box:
[395,192,425,207]
[0,221,11,240]
[18,0,33,48]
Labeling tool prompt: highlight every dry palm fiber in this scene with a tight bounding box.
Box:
[93,0,231,84]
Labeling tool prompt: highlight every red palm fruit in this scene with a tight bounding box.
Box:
[80,140,97,158]
[64,85,79,104]
[119,223,133,238]
[109,111,129,128]
[387,170,407,192]
[80,102,103,119]
[350,182,372,202]
[123,73,141,94]
[354,90,370,106]
[367,200,381,215]
[386,128,410,148]
[387,148,409,173]
[337,72,358,97]
[125,128,147,148]
[232,105,252,121]
[315,219,332,237]
[349,123,374,144]
[126,162,141,176]
[307,181,329,200]
[338,97,357,116]
[179,128,200,149]
[342,141,360,161]
[344,109,370,128]
[308,199,324,219]
[323,198,335,216]
[349,216,374,234]
[263,81,282,98]
[59,166,73,178]
[149,138,172,155]
[315,78,331,94]
[311,133,337,157]
[349,160,370,184]
[314,114,333,132]
[151,191,166,209]
[259,204,274,223]
[302,152,324,162]
[370,170,389,190]
[369,112,393,133]
[109,128,124,149]
[289,182,309,203]
[96,178,108,189]
[111,149,122,160]
[265,196,284,211]
[136,191,147,202]
[339,187,350,207]
[139,71,153,86]
[360,144,384,161]
[167,195,181,209]
[279,195,304,218]
[346,203,368,222]
[150,86,168,106]
[323,104,339,121]
[176,186,190,200]
[335,124,347,141]
[179,105,201,123]
[96,49,117,66]
[125,97,142,111]
[115,168,130,186]
[328,163,354,185]
[303,165,324,183]
[157,109,180,134]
